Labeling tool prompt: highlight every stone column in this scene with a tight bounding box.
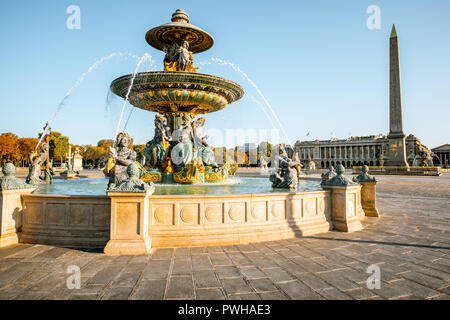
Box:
[321,165,363,232]
[0,163,36,247]
[105,191,152,254]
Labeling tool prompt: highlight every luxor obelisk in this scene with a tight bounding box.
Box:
[386,25,409,167]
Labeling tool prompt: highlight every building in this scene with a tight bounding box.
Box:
[294,134,432,169]
[294,25,434,169]
[431,144,450,168]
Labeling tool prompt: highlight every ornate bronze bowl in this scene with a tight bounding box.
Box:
[110,71,244,115]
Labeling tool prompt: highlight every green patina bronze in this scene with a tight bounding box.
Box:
[0,163,34,190]
[108,163,155,193]
[321,164,358,186]
[353,165,377,183]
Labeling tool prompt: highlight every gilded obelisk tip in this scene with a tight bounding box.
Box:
[390,24,397,38]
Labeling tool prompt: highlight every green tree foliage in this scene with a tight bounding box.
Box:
[47,132,69,162]
[0,133,19,164]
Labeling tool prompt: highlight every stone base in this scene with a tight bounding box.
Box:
[363,207,380,217]
[0,233,19,247]
[332,218,363,232]
[104,238,151,255]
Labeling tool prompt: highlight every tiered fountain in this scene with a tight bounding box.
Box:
[0,9,376,252]
[110,9,243,184]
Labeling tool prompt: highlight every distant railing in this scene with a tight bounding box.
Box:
[352,166,441,176]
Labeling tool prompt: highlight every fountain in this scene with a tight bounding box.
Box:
[0,9,380,253]
[109,9,244,184]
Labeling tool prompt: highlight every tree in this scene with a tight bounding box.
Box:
[18,137,38,167]
[97,139,114,149]
[258,141,272,157]
[47,132,69,163]
[0,133,19,165]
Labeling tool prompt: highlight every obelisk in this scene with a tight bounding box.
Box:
[386,25,408,167]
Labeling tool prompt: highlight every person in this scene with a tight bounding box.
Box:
[106,132,137,188]
[192,117,216,167]
[143,114,171,169]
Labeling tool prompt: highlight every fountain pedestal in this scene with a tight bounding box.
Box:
[0,188,36,247]
[359,181,380,217]
[104,191,152,255]
[321,165,364,232]
[321,185,364,232]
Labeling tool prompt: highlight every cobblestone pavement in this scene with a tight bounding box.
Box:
[0,174,449,300]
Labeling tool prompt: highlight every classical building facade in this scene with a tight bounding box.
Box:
[294,134,433,169]
[431,144,450,168]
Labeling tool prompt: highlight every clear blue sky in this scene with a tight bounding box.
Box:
[1,0,449,149]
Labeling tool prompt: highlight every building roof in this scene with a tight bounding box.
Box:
[431,144,450,152]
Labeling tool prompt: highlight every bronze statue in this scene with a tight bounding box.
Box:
[143,115,171,169]
[105,132,137,189]
[192,117,216,167]
[163,41,197,72]
[26,143,52,185]
[269,144,300,190]
[170,114,194,169]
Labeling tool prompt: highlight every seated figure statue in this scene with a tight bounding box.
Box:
[143,114,171,170]
[269,144,300,190]
[105,132,137,189]
[26,143,51,185]
[170,114,194,170]
[192,117,216,168]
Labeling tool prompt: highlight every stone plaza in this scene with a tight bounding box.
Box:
[0,7,448,304]
[0,171,448,300]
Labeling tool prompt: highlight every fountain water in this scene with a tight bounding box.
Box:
[35,52,153,151]
[114,53,153,138]
[209,57,292,146]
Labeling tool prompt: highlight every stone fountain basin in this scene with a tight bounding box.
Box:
[18,177,367,248]
[110,71,244,114]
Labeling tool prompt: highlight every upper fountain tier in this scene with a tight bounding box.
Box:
[110,9,244,115]
[145,9,214,54]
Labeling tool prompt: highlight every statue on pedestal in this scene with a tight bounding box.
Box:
[259,151,269,170]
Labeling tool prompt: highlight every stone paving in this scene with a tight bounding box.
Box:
[0,173,449,300]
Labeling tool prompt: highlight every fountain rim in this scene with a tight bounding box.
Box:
[110,71,245,102]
